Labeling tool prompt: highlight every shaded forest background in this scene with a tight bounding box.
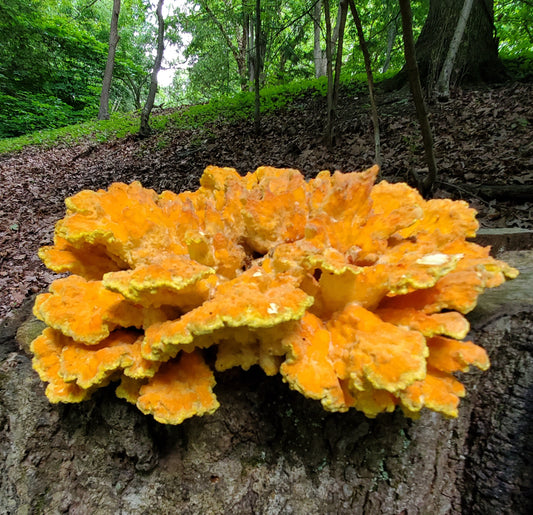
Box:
[0,0,531,139]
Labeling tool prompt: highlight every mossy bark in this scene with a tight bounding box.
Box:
[1,252,531,514]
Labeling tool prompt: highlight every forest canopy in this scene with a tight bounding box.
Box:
[0,0,531,139]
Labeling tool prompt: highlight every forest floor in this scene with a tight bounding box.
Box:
[0,81,532,321]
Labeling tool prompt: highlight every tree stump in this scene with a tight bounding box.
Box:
[1,250,531,514]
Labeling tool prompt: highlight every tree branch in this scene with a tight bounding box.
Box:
[199,0,241,62]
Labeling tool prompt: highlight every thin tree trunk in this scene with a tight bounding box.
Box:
[398,0,437,196]
[139,0,165,138]
[323,0,334,145]
[324,0,347,147]
[202,0,248,89]
[313,0,327,78]
[349,0,381,169]
[331,0,348,143]
[254,0,261,135]
[382,15,397,73]
[434,0,474,100]
[247,11,254,85]
[98,0,121,121]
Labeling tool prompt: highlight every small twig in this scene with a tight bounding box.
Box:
[435,180,489,204]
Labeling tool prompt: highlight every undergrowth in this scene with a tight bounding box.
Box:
[0,75,363,155]
[1,55,528,156]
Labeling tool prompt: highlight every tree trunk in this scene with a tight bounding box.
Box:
[332,0,348,136]
[387,0,506,91]
[313,0,327,78]
[314,0,344,80]
[139,0,165,139]
[381,14,397,74]
[98,0,121,121]
[121,73,148,111]
[415,0,506,88]
[202,0,249,90]
[399,0,438,196]
[254,0,261,135]
[349,0,382,169]
[323,0,348,147]
[324,0,334,146]
[2,250,531,513]
[434,0,475,100]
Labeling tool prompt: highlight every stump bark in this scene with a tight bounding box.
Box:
[1,250,531,515]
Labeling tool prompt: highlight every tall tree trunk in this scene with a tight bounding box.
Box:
[139,0,165,138]
[324,0,348,147]
[98,0,121,121]
[323,0,334,146]
[313,0,327,78]
[254,0,261,135]
[399,0,438,196]
[313,0,344,79]
[202,0,248,89]
[387,0,506,90]
[415,0,505,87]
[332,0,348,146]
[381,14,397,73]
[434,0,474,100]
[247,11,255,85]
[349,0,382,169]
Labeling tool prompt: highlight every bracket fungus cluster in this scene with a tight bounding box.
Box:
[31,165,518,424]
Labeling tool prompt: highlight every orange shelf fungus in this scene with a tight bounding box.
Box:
[30,165,518,424]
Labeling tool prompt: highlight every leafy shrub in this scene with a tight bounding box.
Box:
[501,52,533,81]
[0,92,96,139]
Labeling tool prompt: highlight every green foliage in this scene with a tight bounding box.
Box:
[495,0,533,57]
[0,0,530,140]
[501,52,533,81]
[0,93,97,139]
[179,0,431,103]
[0,0,109,137]
[0,0,169,138]
[112,0,169,111]
[172,76,331,129]
[0,73,369,154]
[0,112,140,154]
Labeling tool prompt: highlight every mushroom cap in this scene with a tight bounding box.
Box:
[376,307,470,340]
[38,236,125,280]
[142,267,313,362]
[33,275,168,345]
[33,276,131,345]
[30,328,91,403]
[60,330,159,389]
[280,312,349,412]
[241,166,308,253]
[380,241,518,314]
[327,304,428,394]
[103,255,216,308]
[426,336,490,373]
[135,351,220,425]
[399,367,466,418]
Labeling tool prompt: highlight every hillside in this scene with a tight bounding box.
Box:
[1,81,532,321]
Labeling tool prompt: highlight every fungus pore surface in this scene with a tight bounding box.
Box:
[31,165,518,424]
